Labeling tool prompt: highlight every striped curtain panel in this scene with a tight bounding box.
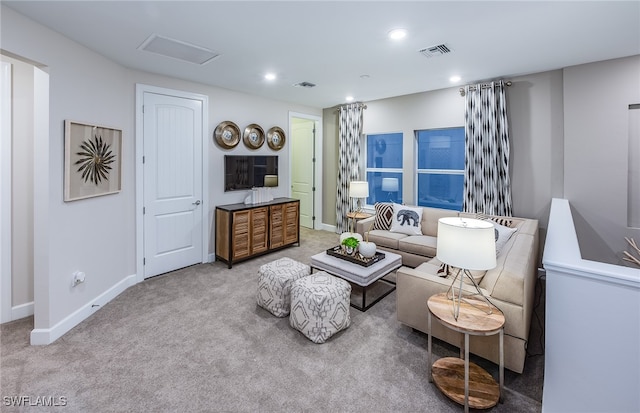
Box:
[463,80,513,216]
[336,103,364,233]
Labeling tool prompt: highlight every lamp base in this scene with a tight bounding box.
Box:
[446,268,495,320]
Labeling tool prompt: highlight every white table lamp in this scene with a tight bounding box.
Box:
[436,217,497,320]
[349,181,369,213]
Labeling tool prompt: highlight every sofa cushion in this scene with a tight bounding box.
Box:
[390,204,423,235]
[372,202,394,230]
[421,207,460,237]
[365,229,408,249]
[410,260,490,295]
[479,232,529,304]
[397,235,437,258]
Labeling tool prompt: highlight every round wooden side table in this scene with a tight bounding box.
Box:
[427,292,505,413]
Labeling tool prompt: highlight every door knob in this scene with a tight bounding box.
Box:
[193,200,201,205]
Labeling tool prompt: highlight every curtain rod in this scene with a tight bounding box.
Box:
[334,102,368,112]
[459,80,512,97]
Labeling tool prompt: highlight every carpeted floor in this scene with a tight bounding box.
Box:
[0,227,544,412]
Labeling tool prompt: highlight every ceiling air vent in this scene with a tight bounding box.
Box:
[293,81,316,88]
[418,44,452,58]
[138,34,220,65]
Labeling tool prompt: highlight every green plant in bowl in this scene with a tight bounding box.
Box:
[341,236,360,255]
[341,236,360,248]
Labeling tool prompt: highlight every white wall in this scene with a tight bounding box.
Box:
[322,59,637,267]
[2,5,135,339]
[322,72,565,241]
[543,198,640,413]
[127,73,321,254]
[563,55,640,264]
[508,70,565,230]
[1,5,320,342]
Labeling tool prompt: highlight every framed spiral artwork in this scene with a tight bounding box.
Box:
[64,120,122,201]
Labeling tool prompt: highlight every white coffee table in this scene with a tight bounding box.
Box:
[310,249,402,311]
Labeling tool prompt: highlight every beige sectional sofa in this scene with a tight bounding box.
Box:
[355,205,539,373]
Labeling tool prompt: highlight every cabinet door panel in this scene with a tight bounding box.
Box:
[283,202,299,245]
[270,204,284,248]
[232,210,251,259]
[251,207,269,254]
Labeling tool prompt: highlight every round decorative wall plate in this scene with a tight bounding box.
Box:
[267,126,286,151]
[214,121,240,149]
[243,124,265,149]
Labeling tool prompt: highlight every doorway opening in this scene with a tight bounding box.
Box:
[289,113,322,230]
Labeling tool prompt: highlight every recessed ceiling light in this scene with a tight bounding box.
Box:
[345,96,355,102]
[450,75,461,83]
[265,73,276,81]
[388,29,407,40]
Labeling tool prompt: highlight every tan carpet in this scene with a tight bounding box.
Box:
[0,227,543,412]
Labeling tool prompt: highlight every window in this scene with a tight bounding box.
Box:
[416,127,465,211]
[364,133,403,205]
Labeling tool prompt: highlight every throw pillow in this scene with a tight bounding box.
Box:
[475,213,513,228]
[390,204,423,235]
[473,213,517,256]
[372,202,394,231]
[493,222,517,256]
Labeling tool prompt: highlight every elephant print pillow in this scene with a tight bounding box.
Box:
[390,204,423,235]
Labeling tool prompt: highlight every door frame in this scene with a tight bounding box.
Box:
[288,112,322,230]
[135,84,209,282]
[1,61,12,323]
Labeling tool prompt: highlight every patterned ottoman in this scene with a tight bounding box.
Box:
[257,257,311,317]
[289,272,351,343]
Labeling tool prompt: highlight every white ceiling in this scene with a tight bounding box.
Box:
[5,1,640,108]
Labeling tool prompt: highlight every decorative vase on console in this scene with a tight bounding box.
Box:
[358,225,377,258]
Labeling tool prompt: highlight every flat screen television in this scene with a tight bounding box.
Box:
[224,155,278,191]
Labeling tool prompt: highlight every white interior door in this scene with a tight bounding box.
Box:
[143,92,203,278]
[291,118,315,229]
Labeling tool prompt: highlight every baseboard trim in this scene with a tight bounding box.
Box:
[320,223,336,233]
[11,301,34,321]
[30,273,137,345]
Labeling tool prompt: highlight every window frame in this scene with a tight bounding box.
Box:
[414,126,465,211]
[363,132,404,207]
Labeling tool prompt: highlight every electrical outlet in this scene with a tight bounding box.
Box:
[72,271,86,287]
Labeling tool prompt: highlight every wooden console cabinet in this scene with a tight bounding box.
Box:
[215,198,300,268]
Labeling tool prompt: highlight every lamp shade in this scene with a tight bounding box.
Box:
[436,217,496,270]
[381,177,399,192]
[349,181,369,198]
[263,175,278,187]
